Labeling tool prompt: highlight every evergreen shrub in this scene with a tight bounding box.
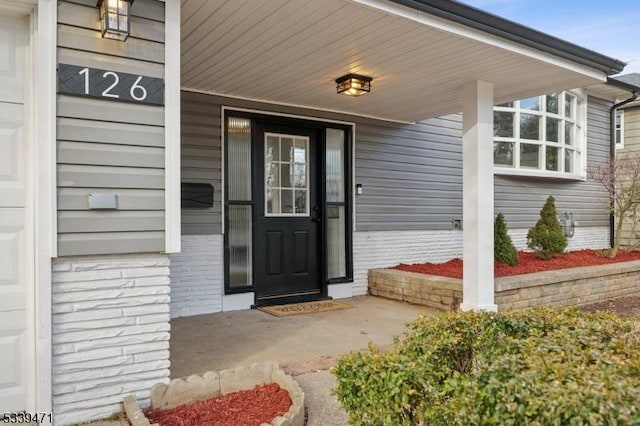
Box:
[494,212,519,266]
[332,308,640,426]
[527,195,567,259]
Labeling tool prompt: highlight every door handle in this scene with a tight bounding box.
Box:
[311,206,321,222]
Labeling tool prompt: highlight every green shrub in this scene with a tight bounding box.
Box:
[332,308,640,426]
[494,213,519,266]
[527,195,567,259]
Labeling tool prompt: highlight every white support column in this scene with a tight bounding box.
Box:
[34,0,58,415]
[460,80,497,312]
[164,0,181,253]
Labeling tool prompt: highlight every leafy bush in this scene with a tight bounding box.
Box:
[332,308,640,426]
[527,195,568,259]
[494,212,519,266]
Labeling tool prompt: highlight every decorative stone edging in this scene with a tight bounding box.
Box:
[123,361,304,426]
[369,260,640,311]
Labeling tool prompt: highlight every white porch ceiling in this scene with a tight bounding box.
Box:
[181,0,609,122]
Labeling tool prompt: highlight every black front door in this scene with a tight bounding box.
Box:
[254,123,321,299]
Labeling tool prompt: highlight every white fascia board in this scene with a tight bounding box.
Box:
[164,0,181,253]
[351,0,606,83]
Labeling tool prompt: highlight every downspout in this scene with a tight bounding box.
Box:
[609,92,638,248]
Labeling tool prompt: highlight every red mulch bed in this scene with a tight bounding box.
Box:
[144,383,292,426]
[394,249,640,279]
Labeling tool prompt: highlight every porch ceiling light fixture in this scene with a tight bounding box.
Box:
[98,0,133,41]
[335,74,372,97]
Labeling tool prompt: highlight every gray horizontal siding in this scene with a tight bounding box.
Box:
[57,0,165,256]
[58,165,164,189]
[58,211,165,233]
[495,96,611,229]
[355,117,463,230]
[57,232,165,256]
[58,117,164,147]
[58,48,165,79]
[621,106,640,153]
[180,92,611,235]
[58,25,164,64]
[58,188,165,210]
[58,141,164,168]
[58,96,164,126]
[181,91,222,235]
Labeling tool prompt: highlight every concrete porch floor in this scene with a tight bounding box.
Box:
[165,296,439,425]
[170,295,439,379]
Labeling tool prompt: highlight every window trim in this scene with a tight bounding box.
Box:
[615,109,624,150]
[493,89,587,178]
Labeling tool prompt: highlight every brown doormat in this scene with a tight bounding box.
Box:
[258,300,353,317]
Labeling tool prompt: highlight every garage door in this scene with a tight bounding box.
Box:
[0,13,30,412]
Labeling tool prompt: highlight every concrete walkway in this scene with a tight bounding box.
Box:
[170,295,439,424]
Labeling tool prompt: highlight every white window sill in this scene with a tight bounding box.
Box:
[494,167,586,181]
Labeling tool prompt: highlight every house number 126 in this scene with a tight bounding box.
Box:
[78,67,148,101]
[57,63,164,105]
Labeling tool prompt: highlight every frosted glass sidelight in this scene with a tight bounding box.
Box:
[228,205,252,287]
[228,118,252,201]
[326,206,346,278]
[326,129,345,202]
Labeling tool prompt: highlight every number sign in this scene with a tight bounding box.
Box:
[57,63,164,105]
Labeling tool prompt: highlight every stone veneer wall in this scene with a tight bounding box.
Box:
[52,254,171,425]
[369,269,463,311]
[369,260,640,311]
[354,227,608,297]
[170,235,223,318]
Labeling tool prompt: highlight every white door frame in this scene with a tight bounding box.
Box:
[0,0,56,416]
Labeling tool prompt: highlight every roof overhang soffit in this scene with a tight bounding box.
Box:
[180,0,620,122]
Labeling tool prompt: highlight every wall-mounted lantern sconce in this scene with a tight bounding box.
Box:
[98,0,133,41]
[335,73,372,97]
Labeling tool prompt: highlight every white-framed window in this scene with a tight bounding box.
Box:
[493,90,586,178]
[615,110,624,150]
